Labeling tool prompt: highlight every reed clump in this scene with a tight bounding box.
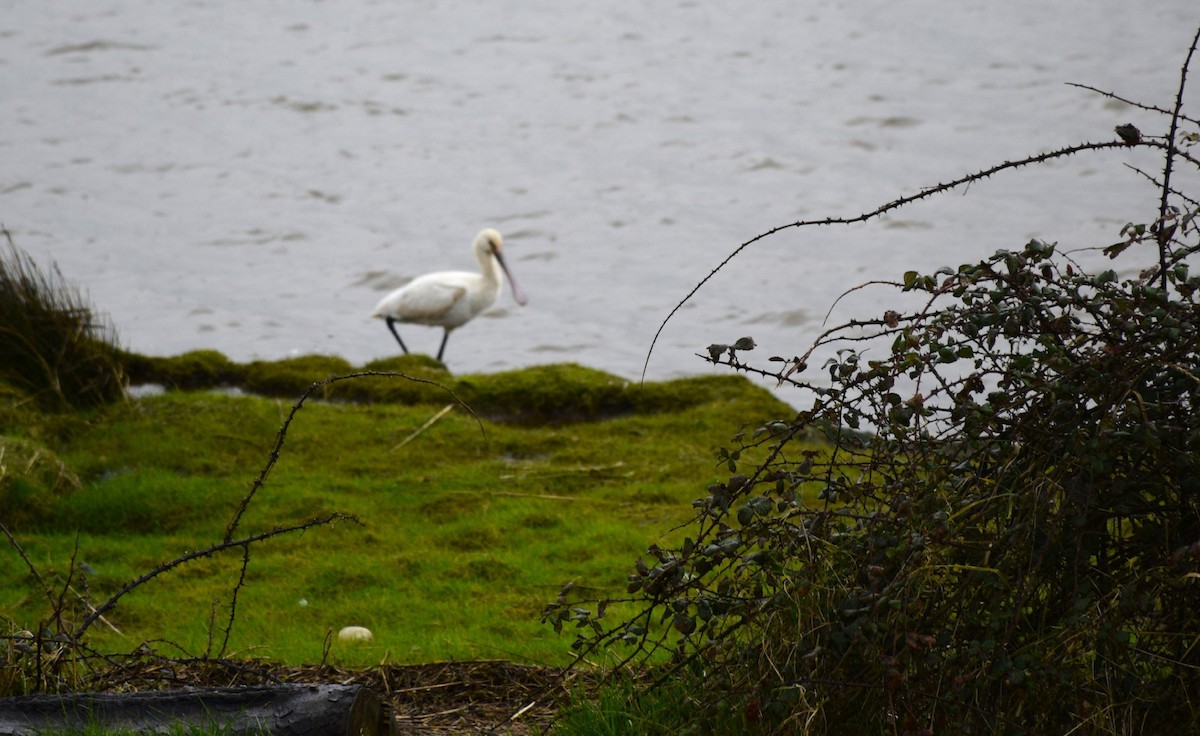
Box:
[0,230,126,412]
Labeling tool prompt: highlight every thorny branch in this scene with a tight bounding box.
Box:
[641,133,1199,381]
[1156,25,1200,289]
[75,513,361,640]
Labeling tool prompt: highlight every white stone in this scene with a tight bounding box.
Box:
[337,625,373,642]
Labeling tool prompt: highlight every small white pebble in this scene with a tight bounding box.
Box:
[337,625,373,642]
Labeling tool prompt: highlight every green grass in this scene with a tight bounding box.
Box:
[0,360,797,670]
[551,676,753,736]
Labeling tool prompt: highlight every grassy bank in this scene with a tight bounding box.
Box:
[1,355,796,670]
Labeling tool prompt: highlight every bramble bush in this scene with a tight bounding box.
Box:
[546,28,1200,736]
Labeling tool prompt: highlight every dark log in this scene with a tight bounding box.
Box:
[0,683,395,736]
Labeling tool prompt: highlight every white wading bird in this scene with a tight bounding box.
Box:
[371,228,528,362]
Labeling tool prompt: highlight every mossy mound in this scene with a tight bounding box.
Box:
[453,364,626,423]
[452,364,762,423]
[123,349,241,390]
[119,351,787,424]
[361,354,449,374]
[328,355,456,405]
[242,354,356,397]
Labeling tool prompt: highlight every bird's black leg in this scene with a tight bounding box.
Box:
[436,329,451,363]
[385,317,409,354]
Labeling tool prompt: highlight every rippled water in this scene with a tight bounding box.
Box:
[4,1,1198,387]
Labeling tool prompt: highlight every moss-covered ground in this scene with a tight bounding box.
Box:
[1,354,797,669]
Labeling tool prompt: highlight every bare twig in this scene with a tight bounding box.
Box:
[1065,82,1200,127]
[641,139,1172,381]
[217,543,252,659]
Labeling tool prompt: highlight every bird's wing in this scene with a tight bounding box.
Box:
[388,279,468,323]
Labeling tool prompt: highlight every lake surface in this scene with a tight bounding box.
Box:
[4,1,1198,391]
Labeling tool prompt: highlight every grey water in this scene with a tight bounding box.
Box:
[3,0,1197,391]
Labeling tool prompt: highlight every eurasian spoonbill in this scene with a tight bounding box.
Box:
[371,228,528,362]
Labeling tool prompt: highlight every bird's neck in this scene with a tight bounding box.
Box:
[477,252,501,284]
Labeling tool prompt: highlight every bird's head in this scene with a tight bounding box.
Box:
[475,228,528,306]
[476,228,504,256]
